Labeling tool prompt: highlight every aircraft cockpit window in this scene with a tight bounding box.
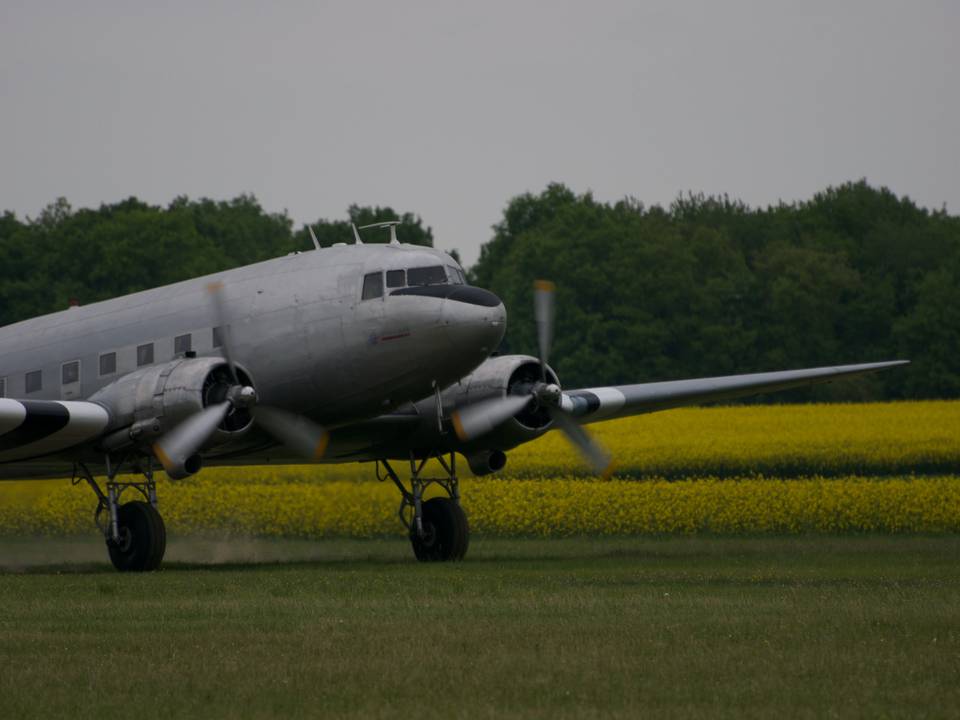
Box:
[407,266,448,286]
[362,272,384,300]
[446,266,466,285]
[386,269,405,288]
[99,352,117,376]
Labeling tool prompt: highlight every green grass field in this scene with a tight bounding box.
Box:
[2,536,959,719]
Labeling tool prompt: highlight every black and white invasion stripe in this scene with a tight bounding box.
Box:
[0,399,109,462]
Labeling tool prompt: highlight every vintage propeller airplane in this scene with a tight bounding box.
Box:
[0,221,907,570]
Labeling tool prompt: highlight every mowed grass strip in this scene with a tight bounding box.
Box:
[1,536,958,719]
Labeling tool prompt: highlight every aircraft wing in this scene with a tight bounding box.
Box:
[561,361,909,424]
[0,399,110,463]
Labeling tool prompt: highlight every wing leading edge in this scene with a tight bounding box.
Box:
[561,360,909,424]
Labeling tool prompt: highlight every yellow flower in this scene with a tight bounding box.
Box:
[1,400,958,538]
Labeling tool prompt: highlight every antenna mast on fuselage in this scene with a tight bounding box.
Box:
[357,220,402,245]
[307,225,322,250]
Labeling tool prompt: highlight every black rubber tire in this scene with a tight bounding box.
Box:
[107,501,167,572]
[411,497,469,562]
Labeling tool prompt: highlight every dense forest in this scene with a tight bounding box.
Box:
[1,181,958,400]
[472,182,960,400]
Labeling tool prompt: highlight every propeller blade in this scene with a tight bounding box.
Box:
[153,402,232,479]
[548,408,615,479]
[534,279,555,381]
[451,394,533,442]
[252,406,330,460]
[206,280,240,385]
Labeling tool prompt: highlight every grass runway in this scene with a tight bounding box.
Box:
[2,535,959,719]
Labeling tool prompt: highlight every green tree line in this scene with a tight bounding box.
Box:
[471,181,960,400]
[1,181,958,399]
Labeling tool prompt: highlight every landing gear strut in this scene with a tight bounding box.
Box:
[378,453,469,562]
[74,458,166,572]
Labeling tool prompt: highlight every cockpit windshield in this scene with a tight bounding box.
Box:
[362,264,468,300]
[407,265,449,286]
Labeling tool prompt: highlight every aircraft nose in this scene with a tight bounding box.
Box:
[442,287,506,354]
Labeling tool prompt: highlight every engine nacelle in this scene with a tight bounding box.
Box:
[90,357,254,453]
[402,355,560,459]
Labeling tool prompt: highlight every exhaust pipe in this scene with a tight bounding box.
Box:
[466,450,507,476]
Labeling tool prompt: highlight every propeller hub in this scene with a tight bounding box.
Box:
[534,382,563,407]
[227,385,258,408]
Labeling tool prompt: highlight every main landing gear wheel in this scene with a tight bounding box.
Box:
[378,454,470,562]
[410,497,470,562]
[107,501,167,572]
[76,460,168,572]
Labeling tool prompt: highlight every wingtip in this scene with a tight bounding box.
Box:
[872,359,911,370]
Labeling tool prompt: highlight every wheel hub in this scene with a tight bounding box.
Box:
[115,526,133,553]
[419,522,437,546]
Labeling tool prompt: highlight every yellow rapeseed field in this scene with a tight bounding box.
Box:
[507,400,960,478]
[0,401,958,537]
[1,476,959,537]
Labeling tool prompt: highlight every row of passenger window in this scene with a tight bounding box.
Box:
[361,265,465,301]
[0,329,222,397]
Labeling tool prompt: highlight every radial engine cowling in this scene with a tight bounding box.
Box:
[439,354,559,455]
[90,357,254,454]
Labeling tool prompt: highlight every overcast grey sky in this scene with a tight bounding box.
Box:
[2,0,957,266]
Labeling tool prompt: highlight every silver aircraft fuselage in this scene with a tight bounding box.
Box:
[0,243,505,430]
